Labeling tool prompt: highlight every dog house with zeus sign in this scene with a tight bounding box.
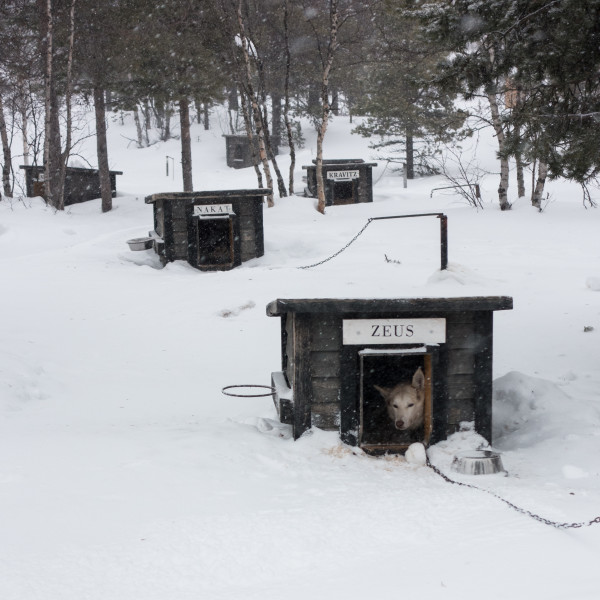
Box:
[303,159,377,205]
[268,296,513,453]
[139,189,270,270]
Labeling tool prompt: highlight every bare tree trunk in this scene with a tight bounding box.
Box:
[59,0,76,204]
[316,0,339,214]
[48,88,63,209]
[18,79,30,167]
[93,87,112,212]
[164,103,171,140]
[143,99,151,143]
[239,90,264,188]
[133,105,144,148]
[236,0,273,206]
[532,160,548,209]
[244,1,286,198]
[283,0,296,195]
[331,89,339,116]
[516,154,526,198]
[179,97,193,192]
[487,91,511,211]
[228,86,239,111]
[203,103,209,130]
[271,93,282,144]
[0,93,13,198]
[43,0,54,206]
[514,124,526,197]
[406,129,414,179]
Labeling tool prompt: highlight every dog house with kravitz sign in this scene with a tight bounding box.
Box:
[303,159,377,205]
[267,296,513,453]
[143,189,270,270]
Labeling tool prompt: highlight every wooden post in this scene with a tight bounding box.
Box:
[439,214,448,270]
[292,313,312,439]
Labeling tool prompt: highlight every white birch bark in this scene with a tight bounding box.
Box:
[532,161,548,209]
[316,0,339,215]
[487,91,511,211]
[237,0,274,206]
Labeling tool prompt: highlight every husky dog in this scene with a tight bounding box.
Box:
[374,367,425,431]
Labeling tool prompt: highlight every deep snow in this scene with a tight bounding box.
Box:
[1,108,600,599]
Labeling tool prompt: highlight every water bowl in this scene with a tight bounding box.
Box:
[127,237,153,251]
[451,450,505,475]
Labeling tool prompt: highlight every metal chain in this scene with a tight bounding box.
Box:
[298,218,374,270]
[426,458,600,529]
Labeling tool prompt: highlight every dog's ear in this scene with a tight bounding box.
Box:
[374,384,390,400]
[412,367,425,391]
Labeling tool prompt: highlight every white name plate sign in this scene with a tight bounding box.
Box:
[326,170,359,181]
[194,203,233,216]
[343,318,446,345]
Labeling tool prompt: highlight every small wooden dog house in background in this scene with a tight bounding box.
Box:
[142,189,270,270]
[303,159,377,206]
[268,296,513,453]
[224,134,279,169]
[20,165,122,205]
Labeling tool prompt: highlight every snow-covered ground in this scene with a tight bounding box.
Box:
[1,108,600,599]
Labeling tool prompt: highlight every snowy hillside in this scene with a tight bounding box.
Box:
[1,108,600,599]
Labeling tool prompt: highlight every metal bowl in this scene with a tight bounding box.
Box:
[127,236,153,251]
[451,450,505,475]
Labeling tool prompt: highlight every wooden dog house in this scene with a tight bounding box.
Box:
[302,159,377,206]
[268,296,513,453]
[224,134,279,169]
[144,189,270,270]
[20,165,122,205]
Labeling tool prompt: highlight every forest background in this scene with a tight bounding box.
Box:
[1,0,599,214]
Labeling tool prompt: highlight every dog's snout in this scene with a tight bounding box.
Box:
[395,420,404,429]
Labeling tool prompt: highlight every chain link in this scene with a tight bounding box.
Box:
[297,218,374,270]
[427,458,600,529]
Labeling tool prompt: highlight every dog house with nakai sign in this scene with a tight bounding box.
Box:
[268,296,513,453]
[302,159,377,206]
[143,189,270,270]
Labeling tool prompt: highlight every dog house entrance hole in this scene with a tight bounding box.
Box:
[359,348,433,453]
[234,144,244,162]
[197,215,234,267]
[332,180,357,205]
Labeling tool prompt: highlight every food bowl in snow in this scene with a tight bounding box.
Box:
[451,450,506,475]
[127,236,153,251]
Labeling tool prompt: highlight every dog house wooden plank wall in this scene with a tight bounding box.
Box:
[20,165,122,205]
[144,189,270,270]
[268,296,513,453]
[224,135,279,169]
[303,159,377,206]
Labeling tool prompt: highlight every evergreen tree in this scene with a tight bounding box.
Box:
[352,2,466,178]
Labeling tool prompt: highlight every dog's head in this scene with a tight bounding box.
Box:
[374,367,425,431]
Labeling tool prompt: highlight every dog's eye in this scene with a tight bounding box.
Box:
[407,403,414,408]
[393,404,398,408]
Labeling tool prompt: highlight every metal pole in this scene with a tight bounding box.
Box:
[439,214,448,270]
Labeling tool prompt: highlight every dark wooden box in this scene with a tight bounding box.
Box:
[302,159,377,206]
[267,297,513,453]
[20,165,122,205]
[224,135,278,170]
[144,189,270,271]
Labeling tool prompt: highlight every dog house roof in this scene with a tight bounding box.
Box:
[266,296,513,316]
[145,189,272,204]
[301,159,378,169]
